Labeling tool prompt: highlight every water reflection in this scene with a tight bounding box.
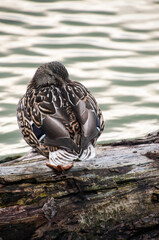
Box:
[0,0,159,159]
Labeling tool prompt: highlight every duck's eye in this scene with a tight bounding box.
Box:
[68,86,72,91]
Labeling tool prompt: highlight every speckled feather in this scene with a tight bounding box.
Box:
[17,61,104,170]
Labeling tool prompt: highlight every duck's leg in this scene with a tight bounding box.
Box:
[46,149,78,171]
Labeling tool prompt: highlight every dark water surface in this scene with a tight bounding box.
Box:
[0,0,159,159]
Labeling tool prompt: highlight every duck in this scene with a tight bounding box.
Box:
[17,61,104,171]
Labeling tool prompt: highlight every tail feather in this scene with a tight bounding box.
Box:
[79,143,96,161]
[48,149,78,167]
[48,143,96,168]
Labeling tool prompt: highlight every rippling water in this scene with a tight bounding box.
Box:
[0,0,159,159]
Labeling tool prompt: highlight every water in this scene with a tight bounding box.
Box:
[0,0,159,159]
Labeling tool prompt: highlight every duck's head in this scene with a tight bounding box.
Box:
[29,61,70,89]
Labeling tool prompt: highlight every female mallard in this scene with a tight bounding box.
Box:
[17,61,104,171]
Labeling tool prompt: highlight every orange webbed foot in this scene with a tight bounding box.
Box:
[46,162,73,172]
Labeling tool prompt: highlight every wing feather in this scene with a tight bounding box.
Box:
[17,81,104,157]
[63,82,104,149]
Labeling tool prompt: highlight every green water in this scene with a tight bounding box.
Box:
[0,0,159,159]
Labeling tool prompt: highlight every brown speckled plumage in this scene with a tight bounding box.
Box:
[17,61,104,170]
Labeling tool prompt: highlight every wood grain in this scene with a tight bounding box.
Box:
[0,131,159,240]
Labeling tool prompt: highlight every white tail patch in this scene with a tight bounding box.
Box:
[79,143,96,161]
[49,149,78,167]
[48,143,96,167]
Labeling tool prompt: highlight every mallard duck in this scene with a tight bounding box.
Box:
[17,61,104,171]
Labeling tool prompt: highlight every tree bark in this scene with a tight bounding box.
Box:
[0,131,159,240]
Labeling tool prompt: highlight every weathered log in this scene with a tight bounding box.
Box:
[0,131,159,240]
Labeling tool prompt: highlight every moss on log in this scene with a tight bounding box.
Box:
[0,131,159,240]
